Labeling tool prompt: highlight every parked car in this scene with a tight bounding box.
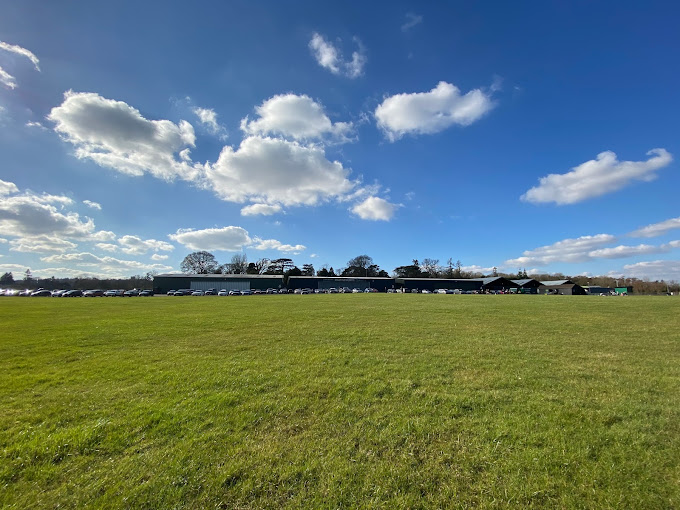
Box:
[252,289,263,295]
[63,289,83,297]
[387,289,397,293]
[124,289,139,297]
[191,290,204,296]
[167,290,176,295]
[83,289,104,297]
[51,289,67,297]
[421,289,432,294]
[300,288,311,294]
[30,289,52,297]
[204,288,216,295]
[218,289,229,296]
[174,289,192,296]
[139,290,154,296]
[104,289,124,296]
[278,289,288,294]
[266,288,277,294]
[328,288,338,294]
[229,290,242,296]
[241,290,252,295]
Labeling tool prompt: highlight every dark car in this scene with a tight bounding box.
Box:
[205,288,216,295]
[83,289,104,297]
[63,290,83,297]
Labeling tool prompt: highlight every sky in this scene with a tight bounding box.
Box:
[0,0,679,281]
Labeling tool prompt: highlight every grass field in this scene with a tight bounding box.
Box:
[1,295,678,508]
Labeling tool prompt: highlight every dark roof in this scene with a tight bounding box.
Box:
[154,273,283,279]
[512,279,539,286]
[540,280,574,286]
[288,276,394,280]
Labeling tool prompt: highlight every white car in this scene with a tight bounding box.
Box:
[192,290,204,296]
[421,289,432,294]
[218,289,229,296]
[436,289,447,294]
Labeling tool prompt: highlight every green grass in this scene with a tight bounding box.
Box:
[1,295,678,508]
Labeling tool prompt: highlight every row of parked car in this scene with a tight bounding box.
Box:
[0,288,154,297]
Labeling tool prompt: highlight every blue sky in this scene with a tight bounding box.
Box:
[1,0,679,281]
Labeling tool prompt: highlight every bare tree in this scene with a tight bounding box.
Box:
[421,258,440,278]
[224,253,248,274]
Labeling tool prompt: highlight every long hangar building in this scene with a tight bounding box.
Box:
[153,274,572,294]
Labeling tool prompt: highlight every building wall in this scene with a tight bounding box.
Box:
[288,277,395,292]
[153,276,283,294]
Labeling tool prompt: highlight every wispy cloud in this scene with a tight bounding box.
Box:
[401,13,423,32]
[629,216,680,238]
[0,41,40,71]
[309,33,366,79]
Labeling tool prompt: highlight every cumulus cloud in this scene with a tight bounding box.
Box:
[506,233,680,267]
[251,238,306,253]
[629,216,680,238]
[351,196,400,221]
[505,234,617,266]
[521,149,673,205]
[169,225,305,254]
[193,107,227,139]
[169,226,252,252]
[96,243,118,252]
[309,32,366,78]
[0,66,17,89]
[240,94,354,142]
[240,203,282,216]
[9,235,77,253]
[151,253,169,261]
[40,252,172,277]
[118,235,174,255]
[622,260,680,281]
[83,199,102,210]
[401,13,423,32]
[375,81,495,141]
[0,179,19,196]
[206,135,355,206]
[49,91,201,181]
[0,41,40,71]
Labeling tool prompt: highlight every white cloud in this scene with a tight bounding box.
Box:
[0,66,17,89]
[240,94,354,142]
[629,217,680,238]
[26,121,47,130]
[506,233,680,267]
[622,260,680,281]
[240,203,282,216]
[96,243,118,252]
[521,149,673,205]
[351,196,400,221]
[151,253,169,261]
[169,225,305,254]
[0,192,97,239]
[309,33,366,78]
[0,179,19,196]
[206,135,355,206]
[588,243,672,259]
[310,253,318,258]
[40,252,172,277]
[49,91,201,181]
[83,199,102,210]
[193,107,227,139]
[118,235,174,255]
[375,81,494,141]
[169,226,252,252]
[9,235,77,253]
[461,265,497,274]
[401,13,423,32]
[0,238,7,243]
[505,234,617,266]
[252,238,306,253]
[0,41,40,71]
